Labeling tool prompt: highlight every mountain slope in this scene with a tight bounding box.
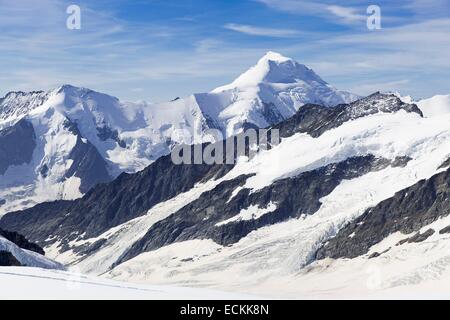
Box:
[2,93,442,274]
[316,160,450,260]
[0,91,50,125]
[205,51,358,136]
[0,52,357,215]
[103,98,449,297]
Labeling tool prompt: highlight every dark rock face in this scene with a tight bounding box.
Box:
[369,248,391,259]
[0,228,45,255]
[0,119,36,175]
[0,153,233,249]
[368,252,382,259]
[39,164,49,178]
[0,251,22,266]
[439,226,450,234]
[439,157,450,169]
[397,228,435,245]
[316,166,450,260]
[74,238,107,256]
[116,155,409,266]
[67,135,112,193]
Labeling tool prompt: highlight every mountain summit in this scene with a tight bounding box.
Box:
[205,51,359,136]
[214,51,327,90]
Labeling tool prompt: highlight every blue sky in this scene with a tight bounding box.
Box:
[1,0,450,102]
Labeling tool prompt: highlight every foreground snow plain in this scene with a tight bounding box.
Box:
[0,267,255,300]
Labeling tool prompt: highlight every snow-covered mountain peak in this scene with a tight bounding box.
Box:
[55,84,123,105]
[206,52,358,136]
[213,51,326,92]
[260,51,291,63]
[53,84,119,110]
[0,90,50,125]
[55,84,97,100]
[23,84,143,135]
[0,85,112,126]
[257,51,326,85]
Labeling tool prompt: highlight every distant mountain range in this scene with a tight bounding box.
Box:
[1,52,450,298]
[0,52,357,214]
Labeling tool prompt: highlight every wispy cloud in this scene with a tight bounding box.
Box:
[224,23,301,38]
[327,5,365,23]
[253,0,324,15]
[405,0,450,17]
[254,0,366,25]
[0,0,221,100]
[288,17,450,98]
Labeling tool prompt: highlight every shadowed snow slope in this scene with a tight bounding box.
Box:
[0,235,63,269]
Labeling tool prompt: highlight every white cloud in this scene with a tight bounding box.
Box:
[224,23,301,37]
[327,5,365,23]
[254,0,366,25]
[254,0,324,15]
[279,17,450,98]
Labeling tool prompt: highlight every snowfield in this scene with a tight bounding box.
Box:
[0,267,255,300]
